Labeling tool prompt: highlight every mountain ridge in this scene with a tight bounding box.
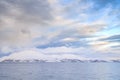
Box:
[0,50,120,63]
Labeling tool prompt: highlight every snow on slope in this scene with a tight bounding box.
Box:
[0,50,86,62]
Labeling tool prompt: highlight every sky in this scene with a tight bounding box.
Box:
[0,0,120,60]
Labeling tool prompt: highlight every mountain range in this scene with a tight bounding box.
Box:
[0,50,120,63]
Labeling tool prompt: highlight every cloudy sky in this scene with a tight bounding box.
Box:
[0,0,120,60]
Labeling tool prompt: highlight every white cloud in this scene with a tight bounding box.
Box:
[0,0,119,60]
[60,37,78,42]
[0,0,53,51]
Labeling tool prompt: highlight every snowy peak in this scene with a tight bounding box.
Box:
[0,50,120,63]
[0,50,86,62]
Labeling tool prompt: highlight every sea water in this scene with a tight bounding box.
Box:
[0,62,120,80]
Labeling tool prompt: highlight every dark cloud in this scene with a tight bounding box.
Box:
[111,45,120,48]
[100,34,120,42]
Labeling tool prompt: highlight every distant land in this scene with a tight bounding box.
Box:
[0,50,120,63]
[1,59,120,63]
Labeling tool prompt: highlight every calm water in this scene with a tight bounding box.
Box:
[0,62,120,80]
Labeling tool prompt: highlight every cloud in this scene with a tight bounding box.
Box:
[100,34,120,42]
[87,34,120,51]
[0,0,114,51]
[0,0,120,60]
[0,0,52,22]
[0,0,53,53]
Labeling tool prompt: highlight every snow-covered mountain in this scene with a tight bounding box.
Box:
[0,50,120,63]
[0,50,86,62]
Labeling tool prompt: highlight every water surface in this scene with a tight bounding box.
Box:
[0,62,120,80]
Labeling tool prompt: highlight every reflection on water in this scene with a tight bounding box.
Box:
[0,62,120,80]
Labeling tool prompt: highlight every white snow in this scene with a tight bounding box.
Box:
[0,49,86,62]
